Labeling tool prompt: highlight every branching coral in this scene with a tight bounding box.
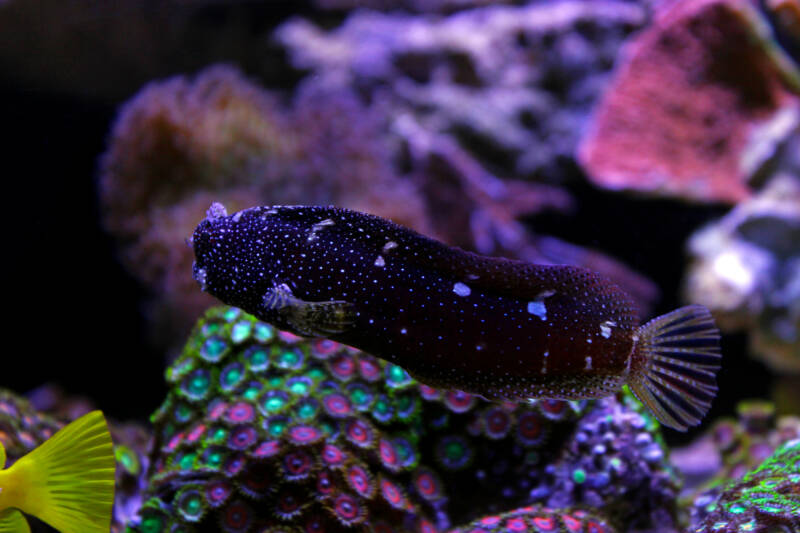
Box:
[276,0,648,185]
[274,1,660,314]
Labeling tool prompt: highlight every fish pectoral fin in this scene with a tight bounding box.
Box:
[281,300,356,337]
[0,508,31,533]
[262,283,300,311]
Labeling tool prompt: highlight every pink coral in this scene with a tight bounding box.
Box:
[579,0,800,204]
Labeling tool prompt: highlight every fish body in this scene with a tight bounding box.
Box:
[0,410,115,533]
[192,204,722,430]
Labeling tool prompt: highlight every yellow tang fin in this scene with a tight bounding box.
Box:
[9,410,115,533]
[0,509,30,533]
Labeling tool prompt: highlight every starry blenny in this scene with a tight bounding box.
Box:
[191,204,721,431]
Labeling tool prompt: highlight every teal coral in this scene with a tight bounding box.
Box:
[681,400,800,530]
[128,306,683,532]
[693,439,800,532]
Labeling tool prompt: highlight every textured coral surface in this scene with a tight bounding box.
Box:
[692,438,800,532]
[579,0,800,203]
[128,306,679,532]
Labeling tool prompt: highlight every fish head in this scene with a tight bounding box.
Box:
[191,203,281,315]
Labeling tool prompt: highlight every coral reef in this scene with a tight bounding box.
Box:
[533,392,680,530]
[674,400,800,529]
[449,505,616,533]
[682,169,800,372]
[98,65,428,356]
[0,388,62,461]
[99,2,663,359]
[275,0,664,306]
[691,438,800,532]
[101,51,661,358]
[128,305,676,532]
[98,65,288,354]
[312,0,516,14]
[579,0,800,203]
[276,1,648,185]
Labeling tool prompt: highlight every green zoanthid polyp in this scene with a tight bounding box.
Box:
[191,203,722,431]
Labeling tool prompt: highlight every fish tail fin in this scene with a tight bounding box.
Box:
[10,410,115,533]
[0,509,30,533]
[627,305,721,431]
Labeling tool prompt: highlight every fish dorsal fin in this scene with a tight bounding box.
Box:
[10,410,115,533]
[0,509,30,533]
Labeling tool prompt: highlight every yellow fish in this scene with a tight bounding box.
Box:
[0,410,115,533]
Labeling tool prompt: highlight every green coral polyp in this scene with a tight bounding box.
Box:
[129,306,610,532]
[230,321,252,343]
[695,439,800,531]
[200,336,228,362]
[244,346,270,372]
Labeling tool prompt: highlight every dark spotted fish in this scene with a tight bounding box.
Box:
[191,203,722,431]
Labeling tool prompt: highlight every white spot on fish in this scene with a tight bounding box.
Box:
[527,301,547,320]
[600,320,617,338]
[586,338,592,344]
[194,267,208,291]
[383,241,398,253]
[541,350,549,374]
[527,290,555,321]
[585,356,592,370]
[400,328,408,334]
[374,255,385,267]
[453,282,471,297]
[307,218,335,242]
